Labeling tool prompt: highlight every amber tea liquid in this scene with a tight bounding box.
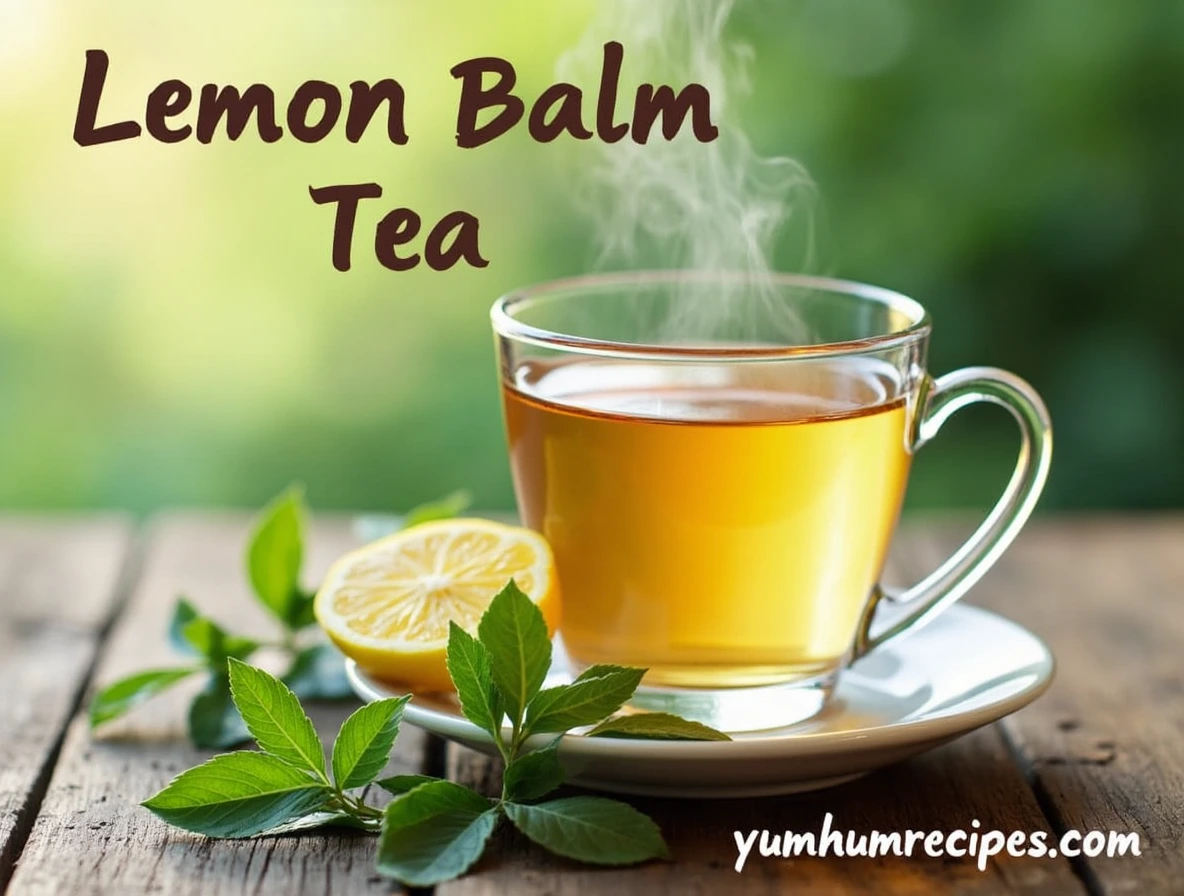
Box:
[504,358,912,688]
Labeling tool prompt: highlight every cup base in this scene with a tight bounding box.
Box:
[622,671,837,733]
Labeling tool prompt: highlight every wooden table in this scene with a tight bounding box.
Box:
[0,514,1180,894]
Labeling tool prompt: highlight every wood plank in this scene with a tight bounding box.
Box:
[918,516,1184,896]
[439,730,1083,895]
[0,517,132,889]
[436,530,1086,895]
[6,514,429,896]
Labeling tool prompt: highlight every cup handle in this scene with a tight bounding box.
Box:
[851,366,1053,661]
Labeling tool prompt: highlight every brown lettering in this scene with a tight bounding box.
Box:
[528,83,592,142]
[309,182,382,272]
[595,42,629,143]
[632,83,718,143]
[375,208,422,271]
[346,79,409,144]
[425,211,487,270]
[451,56,524,148]
[287,80,342,143]
[145,79,192,143]
[196,84,283,143]
[73,50,141,146]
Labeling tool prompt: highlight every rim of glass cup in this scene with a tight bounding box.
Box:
[491,271,932,362]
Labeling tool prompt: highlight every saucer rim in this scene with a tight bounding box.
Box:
[346,603,1054,761]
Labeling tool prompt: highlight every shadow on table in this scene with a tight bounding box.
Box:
[454,726,1077,895]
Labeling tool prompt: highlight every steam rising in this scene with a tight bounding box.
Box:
[561,0,816,343]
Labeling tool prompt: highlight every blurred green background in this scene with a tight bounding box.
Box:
[1,0,1180,514]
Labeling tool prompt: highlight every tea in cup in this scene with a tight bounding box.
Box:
[493,273,1051,730]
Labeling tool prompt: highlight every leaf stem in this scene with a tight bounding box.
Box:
[349,799,384,821]
[327,792,384,822]
[509,724,529,761]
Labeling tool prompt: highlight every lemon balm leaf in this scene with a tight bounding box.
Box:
[503,740,566,802]
[476,580,552,726]
[287,588,318,631]
[375,774,439,796]
[586,712,732,741]
[182,619,258,665]
[505,796,670,864]
[376,781,497,887]
[378,807,498,886]
[228,659,327,779]
[353,490,474,543]
[446,622,505,739]
[246,485,306,628]
[188,673,250,748]
[401,489,473,528]
[524,665,645,735]
[331,696,411,790]
[89,668,197,727]
[142,751,332,838]
[168,597,201,655]
[283,642,354,700]
[169,597,258,662]
[260,810,379,836]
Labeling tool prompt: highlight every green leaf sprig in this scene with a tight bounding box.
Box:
[143,580,728,886]
[143,658,405,836]
[89,485,471,747]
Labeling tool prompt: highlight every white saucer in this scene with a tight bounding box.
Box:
[347,603,1053,798]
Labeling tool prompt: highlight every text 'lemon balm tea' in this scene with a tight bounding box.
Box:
[504,359,913,688]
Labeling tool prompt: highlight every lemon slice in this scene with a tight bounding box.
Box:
[315,518,560,691]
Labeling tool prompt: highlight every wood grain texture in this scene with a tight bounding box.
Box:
[5,515,427,896]
[439,730,1084,895]
[919,517,1184,896]
[0,517,132,888]
[5,514,1180,895]
[436,530,1088,895]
